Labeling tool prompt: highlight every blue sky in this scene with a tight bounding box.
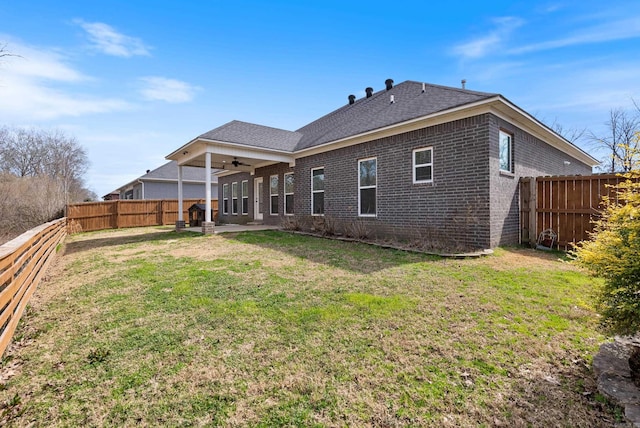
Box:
[1,0,639,197]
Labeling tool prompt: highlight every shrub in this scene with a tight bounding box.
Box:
[573,171,640,336]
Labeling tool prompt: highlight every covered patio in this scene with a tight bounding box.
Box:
[165,121,299,234]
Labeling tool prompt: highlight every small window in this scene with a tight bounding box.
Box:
[222,183,229,215]
[241,180,248,215]
[311,167,324,215]
[231,182,238,215]
[270,174,279,215]
[413,147,433,183]
[284,173,294,215]
[358,158,376,216]
[499,130,513,173]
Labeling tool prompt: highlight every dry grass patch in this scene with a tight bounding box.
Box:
[0,227,623,426]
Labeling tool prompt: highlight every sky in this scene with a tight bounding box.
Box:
[1,0,640,198]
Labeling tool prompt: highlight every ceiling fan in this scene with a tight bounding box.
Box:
[231,157,250,167]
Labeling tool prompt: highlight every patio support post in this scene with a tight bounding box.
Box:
[175,164,185,230]
[202,152,215,234]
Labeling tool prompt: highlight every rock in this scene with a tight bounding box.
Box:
[594,341,632,378]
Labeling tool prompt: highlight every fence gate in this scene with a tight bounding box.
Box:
[519,174,628,250]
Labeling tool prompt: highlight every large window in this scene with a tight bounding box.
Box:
[284,173,294,215]
[413,147,433,183]
[311,167,324,215]
[222,183,229,215]
[241,180,248,215]
[499,130,513,173]
[359,158,377,216]
[231,182,238,215]
[270,175,279,215]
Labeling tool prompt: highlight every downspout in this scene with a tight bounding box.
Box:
[137,180,145,199]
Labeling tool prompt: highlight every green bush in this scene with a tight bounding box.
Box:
[573,171,640,336]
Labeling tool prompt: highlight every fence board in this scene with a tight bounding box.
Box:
[0,218,66,357]
[520,173,634,250]
[67,199,218,232]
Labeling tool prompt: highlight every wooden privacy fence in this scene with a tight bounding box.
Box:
[67,199,218,232]
[0,218,66,357]
[520,174,631,250]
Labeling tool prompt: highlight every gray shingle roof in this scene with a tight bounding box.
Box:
[141,160,217,182]
[294,81,497,150]
[198,120,302,152]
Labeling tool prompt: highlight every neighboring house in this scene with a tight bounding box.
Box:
[102,192,120,201]
[166,79,598,249]
[110,160,219,200]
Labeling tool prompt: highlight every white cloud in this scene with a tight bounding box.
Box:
[139,77,199,103]
[508,16,640,54]
[74,19,151,57]
[0,38,132,120]
[452,17,524,59]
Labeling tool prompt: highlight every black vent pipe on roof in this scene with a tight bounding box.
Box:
[348,94,356,105]
[365,87,373,98]
[385,78,394,90]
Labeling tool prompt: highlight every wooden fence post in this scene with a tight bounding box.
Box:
[529,177,537,247]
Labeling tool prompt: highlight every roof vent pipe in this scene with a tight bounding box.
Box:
[422,82,426,93]
[390,95,395,104]
[365,87,373,98]
[385,79,394,90]
[461,79,466,90]
[348,94,356,105]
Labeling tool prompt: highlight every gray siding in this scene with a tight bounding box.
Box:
[144,182,218,200]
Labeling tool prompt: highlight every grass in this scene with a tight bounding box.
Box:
[0,226,622,426]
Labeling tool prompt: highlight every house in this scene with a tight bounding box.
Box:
[109,160,219,201]
[166,79,598,249]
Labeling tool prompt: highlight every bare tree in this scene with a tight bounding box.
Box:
[0,126,93,239]
[589,108,640,172]
[549,120,588,145]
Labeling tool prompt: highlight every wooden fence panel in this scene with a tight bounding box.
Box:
[520,174,633,250]
[0,218,66,357]
[67,199,218,232]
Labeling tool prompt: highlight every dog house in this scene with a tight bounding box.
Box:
[188,203,214,227]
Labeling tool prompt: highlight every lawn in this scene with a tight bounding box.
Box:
[0,227,621,426]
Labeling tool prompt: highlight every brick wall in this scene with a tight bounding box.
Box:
[217,172,253,224]
[295,115,493,249]
[489,116,592,247]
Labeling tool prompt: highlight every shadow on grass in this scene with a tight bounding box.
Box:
[220,229,442,274]
[64,229,201,255]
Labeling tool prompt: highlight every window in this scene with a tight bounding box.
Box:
[270,174,279,215]
[284,173,294,215]
[499,130,513,173]
[231,182,238,215]
[241,180,248,215]
[413,147,433,183]
[222,183,229,215]
[311,167,324,215]
[359,158,376,216]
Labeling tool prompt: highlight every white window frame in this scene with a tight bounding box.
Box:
[413,147,433,184]
[284,172,294,216]
[270,174,279,215]
[241,180,249,215]
[358,157,377,217]
[231,182,238,215]
[499,130,514,173]
[222,183,229,215]
[311,167,324,216]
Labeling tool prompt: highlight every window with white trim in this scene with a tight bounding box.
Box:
[499,130,513,173]
[270,174,279,215]
[413,147,433,183]
[284,173,294,215]
[231,182,238,215]
[222,183,229,215]
[241,180,248,215]
[311,167,324,215]
[358,158,376,216]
